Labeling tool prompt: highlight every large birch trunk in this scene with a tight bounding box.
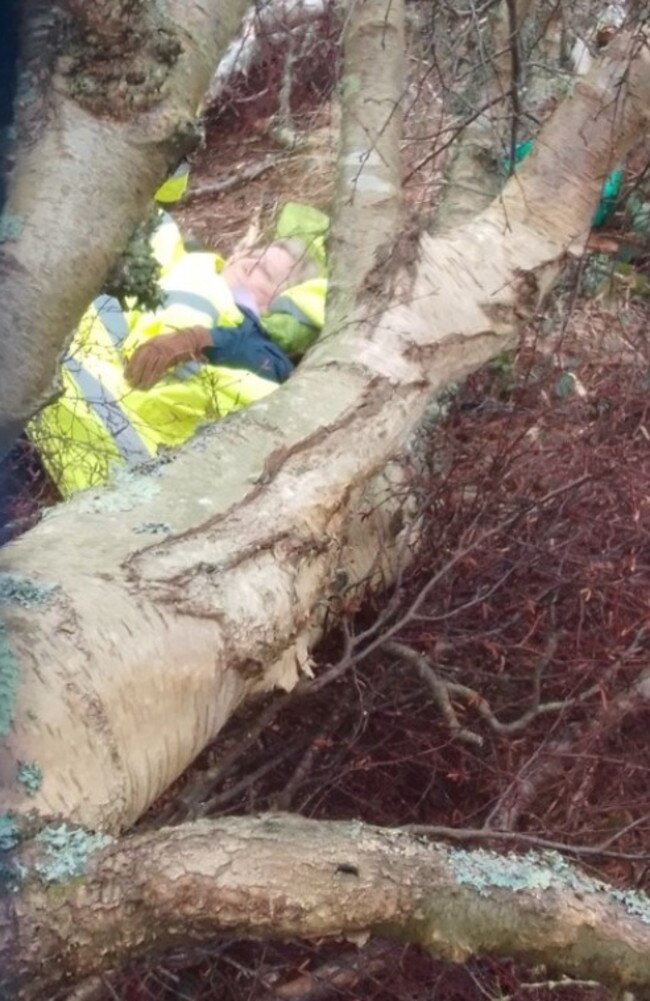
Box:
[1,23,649,836]
[0,0,250,453]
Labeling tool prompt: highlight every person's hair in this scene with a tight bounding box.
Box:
[267,238,321,286]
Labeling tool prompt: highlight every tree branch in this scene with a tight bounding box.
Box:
[7,815,650,999]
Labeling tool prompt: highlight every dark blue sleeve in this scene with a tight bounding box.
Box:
[203,307,294,384]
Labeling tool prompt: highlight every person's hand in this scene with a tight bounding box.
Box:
[125,327,212,389]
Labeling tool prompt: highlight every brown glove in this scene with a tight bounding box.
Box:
[125,327,212,390]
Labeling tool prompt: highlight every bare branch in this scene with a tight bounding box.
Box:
[8,816,650,999]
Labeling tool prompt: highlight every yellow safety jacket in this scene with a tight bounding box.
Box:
[27,215,279,498]
[263,277,327,358]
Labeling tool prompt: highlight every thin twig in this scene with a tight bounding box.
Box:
[349,474,594,662]
[271,940,394,1000]
[182,154,289,203]
[166,691,294,821]
[272,709,343,811]
[387,635,597,746]
[403,823,650,861]
[385,640,484,747]
[200,743,299,816]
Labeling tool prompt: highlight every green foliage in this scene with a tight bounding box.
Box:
[488,351,517,397]
[337,74,361,101]
[581,252,614,296]
[102,207,165,312]
[554,371,577,399]
[626,191,650,236]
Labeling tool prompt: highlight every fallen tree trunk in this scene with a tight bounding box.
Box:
[8,815,650,999]
[0,0,251,453]
[2,22,649,835]
[206,0,334,106]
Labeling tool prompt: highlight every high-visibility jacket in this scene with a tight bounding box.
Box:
[27,217,279,498]
[154,161,190,205]
[263,278,327,357]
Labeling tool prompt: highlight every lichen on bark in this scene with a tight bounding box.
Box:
[60,0,183,117]
[0,621,20,737]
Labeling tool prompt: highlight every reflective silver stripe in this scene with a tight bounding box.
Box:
[171,162,189,179]
[268,295,317,327]
[164,289,219,321]
[93,294,129,348]
[63,357,151,463]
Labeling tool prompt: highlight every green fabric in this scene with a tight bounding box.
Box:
[274,202,329,273]
[262,311,319,358]
[262,279,326,357]
[500,140,622,229]
[592,168,623,228]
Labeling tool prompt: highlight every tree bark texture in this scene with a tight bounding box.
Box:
[6,816,650,999]
[1,26,650,834]
[0,0,251,453]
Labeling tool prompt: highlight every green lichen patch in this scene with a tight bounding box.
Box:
[449,846,650,925]
[0,813,19,853]
[449,847,571,896]
[0,622,20,737]
[77,466,161,513]
[34,824,113,884]
[0,214,23,243]
[134,521,173,535]
[0,812,22,892]
[103,207,165,312]
[16,761,43,797]
[611,888,650,925]
[0,572,59,608]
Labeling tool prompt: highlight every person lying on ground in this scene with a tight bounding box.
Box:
[26,203,329,500]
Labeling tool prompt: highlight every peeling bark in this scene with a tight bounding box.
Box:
[6,816,650,999]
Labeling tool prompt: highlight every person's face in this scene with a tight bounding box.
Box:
[223,244,298,313]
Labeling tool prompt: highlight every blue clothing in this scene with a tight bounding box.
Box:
[204,305,294,384]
